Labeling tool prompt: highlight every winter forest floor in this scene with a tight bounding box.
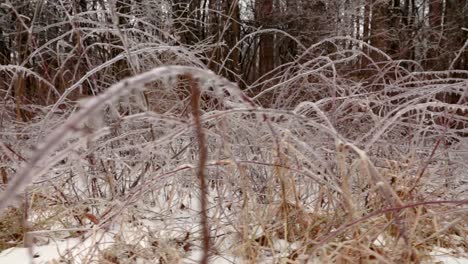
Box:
[1,60,467,263]
[0,3,467,262]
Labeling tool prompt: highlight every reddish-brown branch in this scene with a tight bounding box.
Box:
[186,74,210,264]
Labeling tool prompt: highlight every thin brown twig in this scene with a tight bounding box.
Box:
[1,142,27,162]
[186,74,210,264]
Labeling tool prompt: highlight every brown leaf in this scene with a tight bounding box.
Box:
[84,213,100,224]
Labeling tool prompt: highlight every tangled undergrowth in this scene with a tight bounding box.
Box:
[1,36,467,263]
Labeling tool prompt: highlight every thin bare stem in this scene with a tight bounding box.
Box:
[187,74,210,264]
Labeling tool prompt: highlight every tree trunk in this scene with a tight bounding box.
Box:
[370,0,391,60]
[388,0,401,56]
[223,0,241,81]
[443,0,467,70]
[425,0,444,70]
[256,0,274,78]
[363,0,371,43]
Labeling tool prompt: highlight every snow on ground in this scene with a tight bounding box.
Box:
[1,180,466,263]
[2,242,78,264]
[1,240,467,264]
[0,242,75,264]
[0,230,113,264]
[425,247,468,264]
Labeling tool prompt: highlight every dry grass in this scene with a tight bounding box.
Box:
[0,2,467,263]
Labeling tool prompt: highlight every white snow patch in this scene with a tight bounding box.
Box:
[183,250,239,264]
[0,238,80,264]
[0,230,113,264]
[427,247,468,264]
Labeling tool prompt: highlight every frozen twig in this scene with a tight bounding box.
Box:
[0,66,235,213]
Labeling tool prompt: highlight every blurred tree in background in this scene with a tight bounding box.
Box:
[0,0,466,118]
